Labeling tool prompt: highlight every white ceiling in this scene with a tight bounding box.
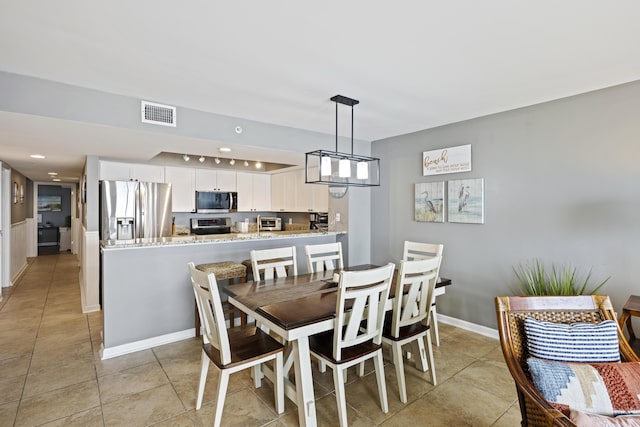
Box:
[1,1,640,182]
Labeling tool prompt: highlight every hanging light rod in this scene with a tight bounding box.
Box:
[305,94,380,188]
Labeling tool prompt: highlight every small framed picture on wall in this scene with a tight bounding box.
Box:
[414,181,445,223]
[447,178,484,224]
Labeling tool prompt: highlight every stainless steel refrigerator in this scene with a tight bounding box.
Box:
[100,181,172,241]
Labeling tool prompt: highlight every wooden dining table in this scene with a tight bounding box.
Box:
[221,264,452,427]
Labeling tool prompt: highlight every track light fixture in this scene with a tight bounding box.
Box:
[214,157,221,164]
[183,154,190,162]
[230,159,235,165]
[244,160,249,167]
[199,155,205,163]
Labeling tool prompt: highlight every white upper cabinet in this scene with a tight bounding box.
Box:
[100,161,131,181]
[270,169,328,212]
[99,161,164,182]
[237,172,271,212]
[195,169,236,191]
[164,167,195,212]
[131,164,165,182]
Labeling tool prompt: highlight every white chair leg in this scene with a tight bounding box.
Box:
[426,333,437,385]
[431,305,440,346]
[252,365,262,388]
[373,351,389,413]
[196,350,210,410]
[213,370,230,427]
[333,365,348,427]
[416,338,429,373]
[274,353,284,414]
[357,361,365,377]
[392,343,407,404]
[318,360,327,373]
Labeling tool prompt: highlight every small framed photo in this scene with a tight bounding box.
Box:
[415,181,445,222]
[12,182,18,204]
[448,178,484,224]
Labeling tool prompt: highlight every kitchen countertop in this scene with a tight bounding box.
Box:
[101,229,345,249]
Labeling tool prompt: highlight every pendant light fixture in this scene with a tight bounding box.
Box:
[305,95,380,187]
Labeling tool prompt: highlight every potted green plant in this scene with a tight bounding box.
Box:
[514,259,609,296]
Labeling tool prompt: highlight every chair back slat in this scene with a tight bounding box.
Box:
[333,263,395,361]
[403,241,443,261]
[251,246,298,280]
[188,262,231,365]
[391,257,440,337]
[305,242,344,273]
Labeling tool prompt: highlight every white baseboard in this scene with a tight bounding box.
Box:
[438,313,499,340]
[10,261,28,286]
[100,329,195,360]
[82,304,101,313]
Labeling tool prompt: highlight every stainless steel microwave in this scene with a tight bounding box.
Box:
[195,191,237,213]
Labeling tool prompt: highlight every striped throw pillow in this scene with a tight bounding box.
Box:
[524,317,620,363]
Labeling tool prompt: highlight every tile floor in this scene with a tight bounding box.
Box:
[0,253,521,426]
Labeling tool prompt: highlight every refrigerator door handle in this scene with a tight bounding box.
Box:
[136,183,144,239]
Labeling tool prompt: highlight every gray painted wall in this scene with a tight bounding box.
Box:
[371,80,640,329]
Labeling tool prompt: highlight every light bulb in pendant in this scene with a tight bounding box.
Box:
[357,161,368,179]
[338,159,351,178]
[321,156,332,176]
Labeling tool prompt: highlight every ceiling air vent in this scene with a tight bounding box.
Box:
[141,101,176,127]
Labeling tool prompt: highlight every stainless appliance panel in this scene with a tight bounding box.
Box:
[100,181,172,241]
[259,217,281,231]
[138,182,172,239]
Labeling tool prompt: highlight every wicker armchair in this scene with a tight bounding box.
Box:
[495,295,639,427]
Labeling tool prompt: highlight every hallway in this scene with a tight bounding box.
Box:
[0,254,520,426]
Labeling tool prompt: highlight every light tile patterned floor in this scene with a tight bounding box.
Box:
[0,253,520,426]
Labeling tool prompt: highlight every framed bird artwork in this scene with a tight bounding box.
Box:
[447,178,484,224]
[414,181,445,222]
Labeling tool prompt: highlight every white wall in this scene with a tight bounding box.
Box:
[371,80,640,329]
[10,221,28,284]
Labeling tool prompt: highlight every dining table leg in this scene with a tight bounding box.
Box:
[292,336,317,427]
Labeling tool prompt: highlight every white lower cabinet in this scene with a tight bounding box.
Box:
[164,167,195,212]
[237,172,271,212]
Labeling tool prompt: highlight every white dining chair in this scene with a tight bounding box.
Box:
[309,263,395,427]
[250,246,298,280]
[304,242,344,273]
[187,262,284,426]
[384,257,440,403]
[403,241,444,346]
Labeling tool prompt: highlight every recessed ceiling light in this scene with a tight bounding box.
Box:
[219,147,231,152]
[48,172,58,176]
[30,154,45,159]
[235,126,243,134]
[52,178,61,182]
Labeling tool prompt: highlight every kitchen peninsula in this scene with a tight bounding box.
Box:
[100,229,346,359]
